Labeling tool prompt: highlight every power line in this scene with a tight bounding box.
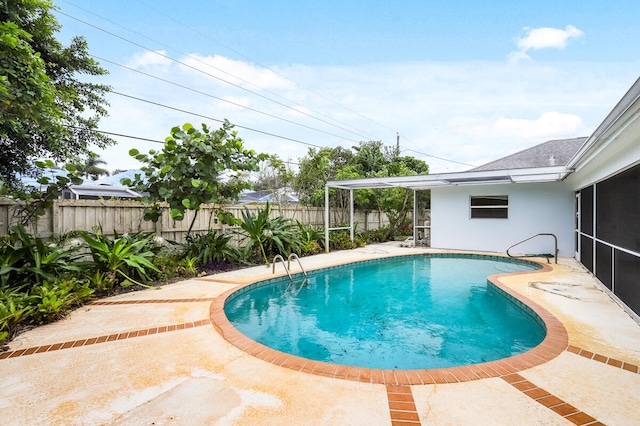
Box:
[107,91,325,148]
[59,0,383,143]
[92,55,358,144]
[56,4,472,169]
[403,149,474,167]
[133,0,399,136]
[56,8,376,143]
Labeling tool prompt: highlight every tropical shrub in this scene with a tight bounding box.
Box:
[0,224,83,290]
[182,230,241,268]
[330,230,366,250]
[79,229,160,288]
[31,278,94,324]
[296,221,324,256]
[237,203,303,264]
[0,289,35,344]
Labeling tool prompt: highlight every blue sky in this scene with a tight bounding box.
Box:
[54,0,640,173]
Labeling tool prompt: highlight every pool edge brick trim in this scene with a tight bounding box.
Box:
[209,255,570,385]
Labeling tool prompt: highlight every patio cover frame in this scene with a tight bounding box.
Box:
[324,165,571,252]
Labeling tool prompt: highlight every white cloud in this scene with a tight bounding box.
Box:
[493,112,585,139]
[94,51,638,174]
[508,25,583,64]
[126,50,173,69]
[179,54,294,90]
[518,25,584,51]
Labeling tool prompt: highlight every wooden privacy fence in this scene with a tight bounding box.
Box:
[0,199,396,241]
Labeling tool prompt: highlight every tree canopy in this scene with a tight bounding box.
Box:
[0,0,112,188]
[123,121,268,234]
[292,141,430,236]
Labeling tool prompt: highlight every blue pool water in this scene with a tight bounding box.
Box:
[224,255,546,370]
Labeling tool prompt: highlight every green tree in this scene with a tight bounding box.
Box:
[254,155,293,192]
[293,142,429,238]
[75,152,110,181]
[123,121,268,235]
[293,146,354,207]
[0,0,112,189]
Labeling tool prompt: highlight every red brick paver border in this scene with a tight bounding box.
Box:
[89,298,215,305]
[386,385,420,425]
[501,373,605,425]
[566,345,640,374]
[0,319,212,360]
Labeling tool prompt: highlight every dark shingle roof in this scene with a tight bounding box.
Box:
[471,137,587,172]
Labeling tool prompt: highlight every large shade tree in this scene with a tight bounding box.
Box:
[0,0,112,189]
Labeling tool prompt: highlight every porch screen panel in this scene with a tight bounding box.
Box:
[595,242,612,290]
[596,165,640,252]
[580,234,593,273]
[615,250,640,315]
[579,186,593,236]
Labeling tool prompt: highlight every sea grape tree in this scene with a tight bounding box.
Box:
[122,120,268,234]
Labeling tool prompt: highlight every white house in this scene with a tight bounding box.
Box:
[326,76,640,317]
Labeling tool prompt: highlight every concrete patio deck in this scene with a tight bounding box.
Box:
[1,243,639,425]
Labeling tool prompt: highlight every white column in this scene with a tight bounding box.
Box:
[413,189,417,247]
[350,189,354,242]
[325,184,330,253]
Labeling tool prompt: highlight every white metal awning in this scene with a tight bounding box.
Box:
[326,165,571,191]
[323,165,572,252]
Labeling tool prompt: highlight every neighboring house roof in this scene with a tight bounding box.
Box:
[239,188,299,204]
[471,137,587,172]
[66,185,141,199]
[93,169,144,186]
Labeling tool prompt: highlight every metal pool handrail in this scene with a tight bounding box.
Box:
[287,253,308,279]
[272,254,293,282]
[507,233,558,264]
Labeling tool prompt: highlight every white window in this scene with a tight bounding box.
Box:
[470,195,508,219]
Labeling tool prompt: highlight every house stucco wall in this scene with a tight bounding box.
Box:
[431,181,574,256]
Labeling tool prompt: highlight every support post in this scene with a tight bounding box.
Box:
[325,184,330,253]
[413,190,417,247]
[349,189,354,242]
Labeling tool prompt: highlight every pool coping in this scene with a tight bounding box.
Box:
[209,253,567,385]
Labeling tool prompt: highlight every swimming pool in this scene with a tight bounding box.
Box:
[223,254,546,370]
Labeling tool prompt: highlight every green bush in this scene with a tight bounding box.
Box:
[182,230,241,268]
[237,203,303,264]
[0,224,83,290]
[31,278,94,324]
[0,288,35,344]
[79,229,160,288]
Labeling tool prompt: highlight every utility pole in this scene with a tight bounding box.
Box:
[396,133,400,157]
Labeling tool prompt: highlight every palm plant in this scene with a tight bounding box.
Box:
[79,229,160,288]
[0,224,83,290]
[237,202,303,264]
[182,230,240,268]
[75,152,109,181]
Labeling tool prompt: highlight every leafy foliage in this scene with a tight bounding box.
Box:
[31,278,94,324]
[293,141,430,238]
[123,121,268,235]
[182,230,241,268]
[237,203,303,264]
[79,229,160,288]
[0,223,83,289]
[296,221,324,255]
[0,0,112,189]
